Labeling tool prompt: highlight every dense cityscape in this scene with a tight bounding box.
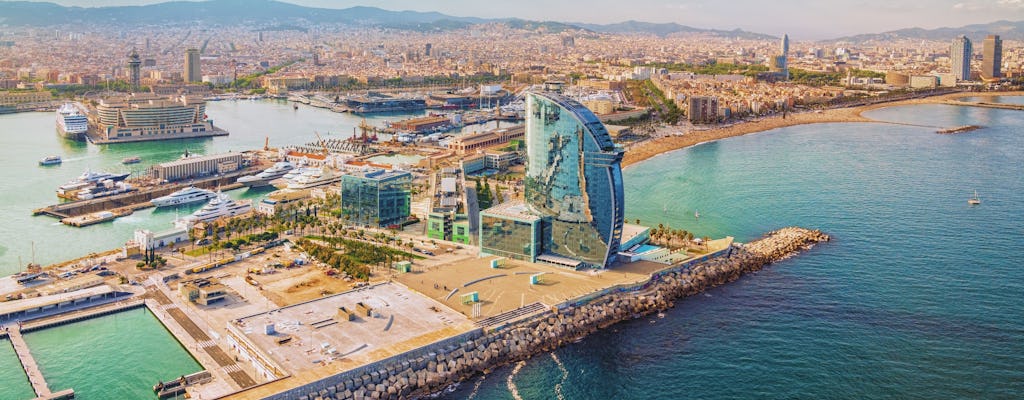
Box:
[0,1,1022,399]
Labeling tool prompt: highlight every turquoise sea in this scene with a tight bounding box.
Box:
[441,102,1024,399]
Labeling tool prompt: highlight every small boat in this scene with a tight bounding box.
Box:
[968,190,981,205]
[122,156,142,164]
[694,210,700,220]
[39,155,62,166]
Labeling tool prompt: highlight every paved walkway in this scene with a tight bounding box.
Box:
[148,288,258,388]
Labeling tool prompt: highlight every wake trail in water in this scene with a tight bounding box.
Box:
[507,360,526,400]
[466,375,485,400]
[551,353,569,400]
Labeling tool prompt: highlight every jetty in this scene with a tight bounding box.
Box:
[6,326,75,400]
[945,100,1024,111]
[936,125,982,134]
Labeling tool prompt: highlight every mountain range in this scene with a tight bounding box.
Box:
[0,0,1021,43]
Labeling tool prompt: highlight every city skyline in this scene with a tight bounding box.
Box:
[25,0,1024,39]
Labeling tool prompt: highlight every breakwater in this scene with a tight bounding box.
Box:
[260,227,829,400]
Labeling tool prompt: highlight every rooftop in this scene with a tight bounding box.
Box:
[480,200,540,222]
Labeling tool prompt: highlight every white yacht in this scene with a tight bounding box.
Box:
[183,192,252,223]
[286,168,343,190]
[57,169,131,193]
[151,186,217,207]
[237,161,295,187]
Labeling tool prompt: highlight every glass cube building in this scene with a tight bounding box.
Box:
[340,168,412,227]
[480,90,624,268]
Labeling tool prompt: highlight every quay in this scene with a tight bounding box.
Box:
[6,326,75,399]
[60,207,134,227]
[32,169,253,219]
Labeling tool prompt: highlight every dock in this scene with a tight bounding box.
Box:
[60,207,134,227]
[33,169,253,220]
[7,326,75,399]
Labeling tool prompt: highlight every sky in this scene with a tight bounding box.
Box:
[35,0,1024,39]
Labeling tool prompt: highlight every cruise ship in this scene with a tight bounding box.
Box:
[285,168,344,190]
[56,102,88,140]
[151,186,217,207]
[57,169,131,193]
[182,192,252,223]
[236,161,295,188]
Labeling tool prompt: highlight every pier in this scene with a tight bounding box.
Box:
[945,100,1024,111]
[33,168,253,220]
[6,326,75,399]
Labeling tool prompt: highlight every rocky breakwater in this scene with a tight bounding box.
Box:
[274,227,828,400]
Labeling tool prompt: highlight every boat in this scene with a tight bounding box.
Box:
[968,190,981,205]
[39,155,62,166]
[77,180,134,200]
[151,186,217,207]
[182,192,252,223]
[285,168,344,190]
[55,102,88,140]
[57,169,131,192]
[236,161,295,188]
[122,156,142,164]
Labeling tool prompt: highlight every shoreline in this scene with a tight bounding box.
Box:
[621,90,1024,169]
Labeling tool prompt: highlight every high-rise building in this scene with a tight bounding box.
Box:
[424,43,432,57]
[479,90,624,269]
[768,33,790,80]
[981,35,1002,81]
[127,50,141,91]
[951,35,972,82]
[184,48,201,83]
[688,96,719,124]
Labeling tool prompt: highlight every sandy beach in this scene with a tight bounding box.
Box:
[621,90,1024,168]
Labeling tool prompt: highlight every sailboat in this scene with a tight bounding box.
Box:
[694,210,700,220]
[968,190,981,205]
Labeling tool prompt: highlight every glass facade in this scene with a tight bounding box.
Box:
[523,92,624,268]
[340,169,412,227]
[479,212,541,261]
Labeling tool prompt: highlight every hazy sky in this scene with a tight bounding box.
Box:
[37,0,1024,39]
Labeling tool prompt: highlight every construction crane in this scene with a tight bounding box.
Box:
[313,130,330,155]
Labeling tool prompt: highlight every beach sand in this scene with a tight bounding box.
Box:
[621,90,1024,168]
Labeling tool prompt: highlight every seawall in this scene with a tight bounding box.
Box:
[258,227,829,400]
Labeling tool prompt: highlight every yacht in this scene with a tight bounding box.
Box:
[151,186,217,207]
[237,161,295,188]
[57,169,131,192]
[39,155,62,166]
[77,179,133,200]
[286,168,343,190]
[273,166,316,188]
[183,192,252,223]
[55,102,88,140]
